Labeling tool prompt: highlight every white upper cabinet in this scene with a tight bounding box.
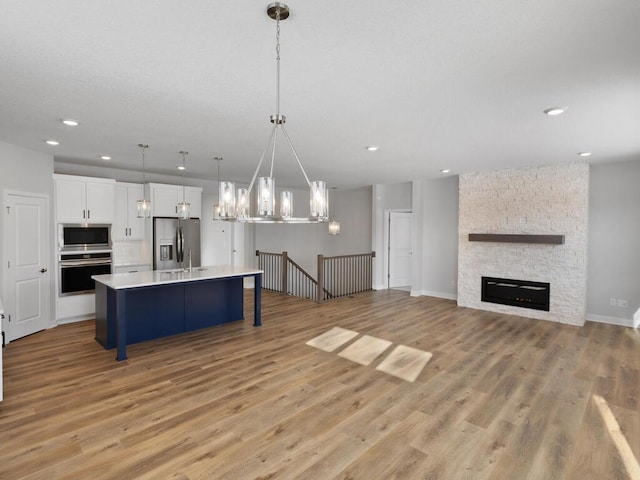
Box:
[147,183,202,218]
[185,187,202,219]
[113,183,146,241]
[54,174,115,223]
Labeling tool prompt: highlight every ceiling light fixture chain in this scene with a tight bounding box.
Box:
[275,8,281,118]
[138,144,148,185]
[216,2,328,223]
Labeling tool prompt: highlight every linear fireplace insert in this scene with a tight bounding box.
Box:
[481,277,550,311]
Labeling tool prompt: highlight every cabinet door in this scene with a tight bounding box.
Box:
[126,185,145,239]
[152,185,179,217]
[185,187,202,219]
[112,185,129,241]
[55,178,86,222]
[85,181,115,223]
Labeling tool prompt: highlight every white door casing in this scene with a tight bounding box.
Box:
[388,211,412,288]
[4,192,51,342]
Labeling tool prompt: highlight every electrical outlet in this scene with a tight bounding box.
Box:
[618,299,628,308]
[610,298,617,306]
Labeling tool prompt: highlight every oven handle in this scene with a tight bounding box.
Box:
[60,260,112,268]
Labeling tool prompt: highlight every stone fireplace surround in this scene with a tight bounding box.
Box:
[457,163,589,326]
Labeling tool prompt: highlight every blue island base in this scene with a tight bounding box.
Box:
[95,276,244,351]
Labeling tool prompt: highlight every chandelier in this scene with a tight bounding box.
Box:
[217,2,328,223]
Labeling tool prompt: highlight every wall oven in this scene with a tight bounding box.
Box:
[59,252,112,296]
[58,224,111,251]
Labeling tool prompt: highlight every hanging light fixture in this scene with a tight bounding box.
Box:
[217,157,236,220]
[176,151,190,220]
[212,157,223,220]
[328,187,341,235]
[136,144,151,218]
[218,2,328,224]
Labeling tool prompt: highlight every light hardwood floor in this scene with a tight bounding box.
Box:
[1,290,638,479]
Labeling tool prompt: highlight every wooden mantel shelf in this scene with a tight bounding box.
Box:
[468,233,565,245]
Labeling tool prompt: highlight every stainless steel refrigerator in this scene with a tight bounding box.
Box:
[153,217,201,270]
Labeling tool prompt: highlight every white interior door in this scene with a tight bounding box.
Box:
[232,222,245,267]
[4,193,50,342]
[388,211,412,288]
[232,223,254,288]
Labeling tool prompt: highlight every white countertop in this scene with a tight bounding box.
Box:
[92,265,262,290]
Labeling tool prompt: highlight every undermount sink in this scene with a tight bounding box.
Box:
[159,268,209,274]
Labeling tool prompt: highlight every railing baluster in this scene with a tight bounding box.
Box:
[256,251,375,302]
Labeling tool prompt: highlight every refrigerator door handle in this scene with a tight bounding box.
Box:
[180,227,185,264]
[175,226,182,264]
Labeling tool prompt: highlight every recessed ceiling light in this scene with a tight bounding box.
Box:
[543,107,566,116]
[177,165,186,170]
[45,140,59,146]
[61,119,79,126]
[577,152,592,157]
[100,155,111,160]
[441,169,451,174]
[365,145,379,151]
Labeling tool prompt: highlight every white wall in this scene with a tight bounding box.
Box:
[371,182,412,289]
[0,141,55,327]
[587,159,640,325]
[254,186,373,276]
[411,176,459,299]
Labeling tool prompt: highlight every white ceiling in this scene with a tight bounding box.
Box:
[1,0,639,189]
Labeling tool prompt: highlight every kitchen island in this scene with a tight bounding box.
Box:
[93,265,262,361]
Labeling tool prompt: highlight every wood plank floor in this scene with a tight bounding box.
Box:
[1,290,639,479]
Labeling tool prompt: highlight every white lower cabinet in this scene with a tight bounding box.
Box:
[113,264,151,274]
[56,294,95,324]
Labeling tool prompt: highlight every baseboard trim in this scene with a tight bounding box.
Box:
[586,313,636,328]
[410,290,458,301]
[57,314,94,325]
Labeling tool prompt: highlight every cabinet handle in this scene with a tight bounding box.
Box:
[83,210,85,219]
[87,210,90,219]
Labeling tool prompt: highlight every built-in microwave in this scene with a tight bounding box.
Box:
[58,224,112,251]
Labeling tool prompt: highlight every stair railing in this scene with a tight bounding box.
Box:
[256,250,375,303]
[317,252,375,302]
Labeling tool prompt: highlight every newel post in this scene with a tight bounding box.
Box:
[317,254,324,303]
[282,251,288,295]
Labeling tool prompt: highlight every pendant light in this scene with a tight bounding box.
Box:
[176,151,190,219]
[212,157,222,220]
[217,2,328,224]
[218,157,236,219]
[328,187,341,235]
[136,144,151,218]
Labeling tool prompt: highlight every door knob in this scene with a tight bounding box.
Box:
[40,268,47,273]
